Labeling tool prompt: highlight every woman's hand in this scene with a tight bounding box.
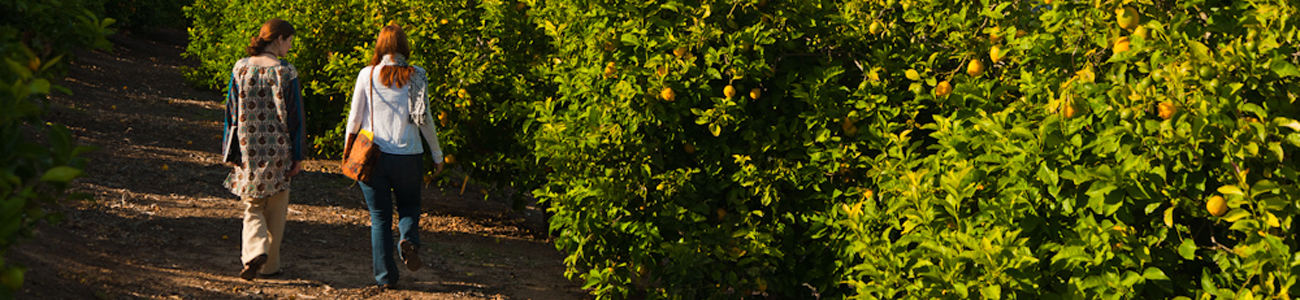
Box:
[432,162,445,177]
[286,160,303,178]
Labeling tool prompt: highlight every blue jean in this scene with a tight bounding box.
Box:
[358,153,424,286]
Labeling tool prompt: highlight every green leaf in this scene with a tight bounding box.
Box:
[1220,209,1251,222]
[620,33,641,46]
[1276,117,1300,131]
[1177,239,1197,260]
[39,166,82,183]
[1200,268,1219,293]
[1142,267,1169,280]
[1085,183,1118,214]
[5,58,32,78]
[1252,180,1279,197]
[30,79,51,94]
[581,268,603,289]
[980,284,1002,300]
[1217,185,1244,196]
[1189,41,1211,61]
[1229,219,1260,232]
[53,85,73,95]
[1120,271,1144,286]
[1272,60,1300,78]
[1238,288,1257,300]
[1260,196,1288,211]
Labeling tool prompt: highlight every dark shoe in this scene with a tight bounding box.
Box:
[399,239,422,271]
[259,270,284,279]
[240,254,268,281]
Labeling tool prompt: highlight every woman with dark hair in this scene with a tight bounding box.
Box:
[344,24,445,288]
[221,18,305,281]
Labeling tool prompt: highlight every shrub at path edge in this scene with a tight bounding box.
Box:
[0,0,112,297]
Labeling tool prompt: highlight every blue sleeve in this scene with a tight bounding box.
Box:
[222,74,241,164]
[290,77,306,161]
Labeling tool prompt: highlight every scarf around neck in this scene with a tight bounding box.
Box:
[379,54,428,126]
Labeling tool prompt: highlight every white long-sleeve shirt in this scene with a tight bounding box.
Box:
[345,62,443,163]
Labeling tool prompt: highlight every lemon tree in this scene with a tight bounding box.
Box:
[1,0,110,296]
[529,0,902,297]
[530,0,1300,299]
[826,0,1300,299]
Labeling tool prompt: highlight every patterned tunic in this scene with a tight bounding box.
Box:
[223,58,299,198]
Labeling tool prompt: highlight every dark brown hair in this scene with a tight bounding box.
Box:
[368,25,414,88]
[245,19,296,56]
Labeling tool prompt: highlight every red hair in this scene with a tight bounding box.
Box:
[246,19,295,56]
[368,25,414,88]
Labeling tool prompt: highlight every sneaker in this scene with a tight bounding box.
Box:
[240,254,268,281]
[399,239,422,271]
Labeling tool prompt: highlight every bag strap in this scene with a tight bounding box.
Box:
[368,66,376,132]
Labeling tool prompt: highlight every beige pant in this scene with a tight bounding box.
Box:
[241,190,289,274]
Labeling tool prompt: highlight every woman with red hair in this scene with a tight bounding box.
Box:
[344,24,445,288]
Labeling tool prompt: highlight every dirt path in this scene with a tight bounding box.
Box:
[8,29,587,300]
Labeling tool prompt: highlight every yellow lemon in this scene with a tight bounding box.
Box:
[1158,101,1177,120]
[604,62,616,78]
[660,87,676,101]
[1113,36,1131,53]
[1206,195,1227,217]
[1134,26,1149,39]
[673,47,688,58]
[1062,103,1079,118]
[990,45,1004,63]
[1116,7,1140,31]
[967,59,985,77]
[934,81,953,97]
[723,85,736,98]
[749,88,762,99]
